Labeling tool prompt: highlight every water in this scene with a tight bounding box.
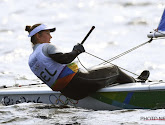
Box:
[0,0,165,124]
[1,103,165,125]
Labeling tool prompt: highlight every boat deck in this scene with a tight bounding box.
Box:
[0,81,165,95]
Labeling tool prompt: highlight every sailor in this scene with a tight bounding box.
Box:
[26,23,149,100]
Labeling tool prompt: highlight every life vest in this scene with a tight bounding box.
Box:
[28,43,78,91]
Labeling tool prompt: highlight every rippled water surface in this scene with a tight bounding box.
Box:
[0,0,165,124]
[1,103,165,125]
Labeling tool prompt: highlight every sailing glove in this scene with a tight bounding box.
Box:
[73,43,85,54]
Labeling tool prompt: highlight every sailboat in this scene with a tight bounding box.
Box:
[1,9,165,110]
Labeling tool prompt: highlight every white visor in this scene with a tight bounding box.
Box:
[28,24,56,37]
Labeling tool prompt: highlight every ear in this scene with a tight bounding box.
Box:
[35,33,41,39]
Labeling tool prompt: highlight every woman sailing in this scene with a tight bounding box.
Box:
[26,23,149,100]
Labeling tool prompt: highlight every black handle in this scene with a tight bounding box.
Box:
[81,26,95,44]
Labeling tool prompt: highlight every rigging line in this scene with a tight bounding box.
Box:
[77,57,89,71]
[99,38,153,65]
[85,51,139,77]
[153,37,165,40]
[155,30,165,36]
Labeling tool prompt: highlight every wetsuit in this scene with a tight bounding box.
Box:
[29,43,135,100]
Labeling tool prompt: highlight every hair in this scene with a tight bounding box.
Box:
[25,23,42,45]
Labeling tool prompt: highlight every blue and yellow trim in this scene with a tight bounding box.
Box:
[51,63,78,91]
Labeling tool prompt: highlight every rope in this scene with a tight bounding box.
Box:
[77,57,89,71]
[77,38,155,79]
[99,38,153,65]
[155,30,165,36]
[153,30,165,39]
[85,51,139,77]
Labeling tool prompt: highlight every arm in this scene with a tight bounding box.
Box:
[49,51,79,64]
[43,43,84,64]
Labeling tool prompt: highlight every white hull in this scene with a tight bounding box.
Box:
[1,81,165,110]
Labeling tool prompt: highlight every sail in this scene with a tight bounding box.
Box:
[147,8,165,38]
[158,8,165,31]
